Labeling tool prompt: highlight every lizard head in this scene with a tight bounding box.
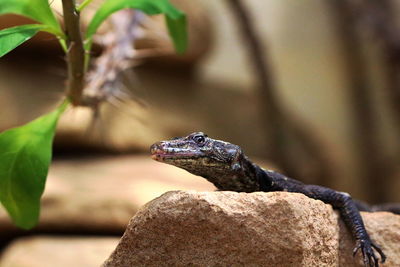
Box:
[150,132,244,179]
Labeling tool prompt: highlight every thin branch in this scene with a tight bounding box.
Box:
[62,0,86,105]
[225,0,295,176]
[225,0,335,183]
[328,1,389,203]
[81,10,146,107]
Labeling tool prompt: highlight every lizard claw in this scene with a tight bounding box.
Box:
[353,240,386,267]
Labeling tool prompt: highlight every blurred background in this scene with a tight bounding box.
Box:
[0,0,399,265]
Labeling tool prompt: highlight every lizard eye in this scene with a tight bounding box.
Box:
[193,134,206,145]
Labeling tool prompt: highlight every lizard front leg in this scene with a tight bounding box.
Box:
[298,185,386,267]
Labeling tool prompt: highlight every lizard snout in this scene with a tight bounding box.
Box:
[150,142,167,161]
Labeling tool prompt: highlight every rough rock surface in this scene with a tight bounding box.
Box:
[104,191,400,267]
[0,156,214,236]
[0,236,119,267]
[339,211,400,266]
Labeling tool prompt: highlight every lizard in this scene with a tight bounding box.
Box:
[150,132,387,267]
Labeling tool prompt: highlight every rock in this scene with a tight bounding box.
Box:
[103,191,400,267]
[0,156,214,236]
[339,212,400,266]
[54,105,195,153]
[0,236,119,267]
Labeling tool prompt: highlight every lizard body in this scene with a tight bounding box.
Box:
[150,132,386,267]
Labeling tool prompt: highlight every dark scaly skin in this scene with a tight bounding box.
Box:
[150,132,388,267]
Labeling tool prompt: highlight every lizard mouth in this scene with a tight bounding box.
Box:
[150,144,167,161]
[150,143,202,161]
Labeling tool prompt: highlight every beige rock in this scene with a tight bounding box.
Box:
[0,156,214,235]
[339,212,400,266]
[0,236,119,267]
[104,191,400,267]
[104,191,337,266]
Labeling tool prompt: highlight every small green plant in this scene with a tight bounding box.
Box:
[0,0,187,229]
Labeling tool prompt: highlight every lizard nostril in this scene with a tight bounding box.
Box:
[150,143,161,154]
[150,142,166,161]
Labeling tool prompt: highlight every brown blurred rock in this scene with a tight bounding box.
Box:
[53,80,268,155]
[0,156,214,236]
[389,170,400,203]
[104,191,400,267]
[0,236,119,267]
[54,105,198,152]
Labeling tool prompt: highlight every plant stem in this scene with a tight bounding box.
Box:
[77,0,93,12]
[62,0,86,106]
[58,38,68,53]
[82,10,141,106]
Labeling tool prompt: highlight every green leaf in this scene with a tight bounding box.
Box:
[0,24,44,57]
[0,0,62,36]
[165,15,187,54]
[0,101,68,229]
[85,0,187,53]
